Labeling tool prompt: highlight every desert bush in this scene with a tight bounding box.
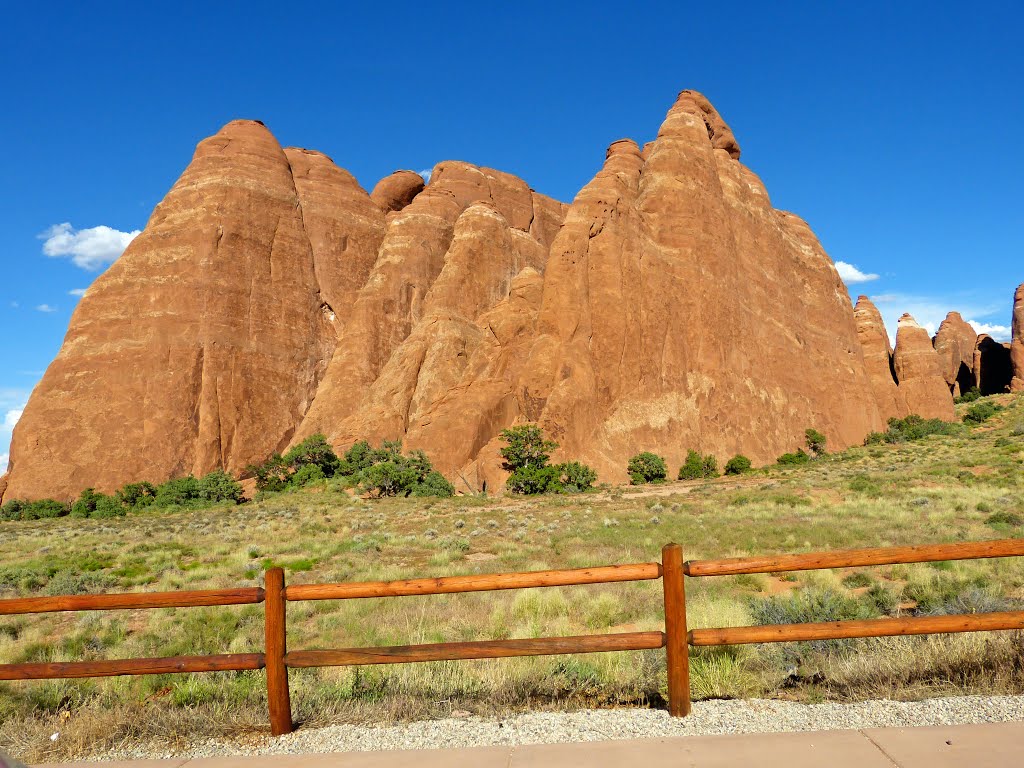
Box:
[282,433,340,477]
[776,448,810,466]
[724,455,752,475]
[357,446,453,498]
[847,474,882,496]
[71,488,125,519]
[499,425,597,494]
[153,475,203,507]
[866,414,963,445]
[805,428,827,457]
[500,424,558,474]
[751,587,878,661]
[505,464,560,495]
[554,461,598,492]
[1,497,70,521]
[678,450,718,480]
[955,386,982,403]
[250,434,342,492]
[963,400,1000,424]
[289,464,326,488]
[410,470,456,497]
[627,452,667,485]
[115,481,156,510]
[196,470,245,503]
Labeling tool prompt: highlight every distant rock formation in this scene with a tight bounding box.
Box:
[14,89,985,502]
[1012,283,1024,392]
[893,314,955,420]
[853,296,907,421]
[933,312,978,396]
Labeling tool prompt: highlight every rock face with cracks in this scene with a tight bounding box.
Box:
[4,90,962,502]
[853,296,907,422]
[893,314,955,421]
[933,312,979,397]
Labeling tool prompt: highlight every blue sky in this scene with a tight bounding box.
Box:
[1,1,1022,470]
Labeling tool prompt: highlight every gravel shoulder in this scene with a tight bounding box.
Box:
[87,695,1024,761]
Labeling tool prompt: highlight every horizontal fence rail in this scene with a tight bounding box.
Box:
[689,611,1024,646]
[0,587,265,615]
[684,539,1024,577]
[1,536,1021,737]
[285,632,666,667]
[286,563,662,601]
[0,653,265,681]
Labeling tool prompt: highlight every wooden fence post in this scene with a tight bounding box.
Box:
[264,567,293,735]
[661,543,691,716]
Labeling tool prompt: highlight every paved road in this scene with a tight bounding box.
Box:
[37,721,1024,767]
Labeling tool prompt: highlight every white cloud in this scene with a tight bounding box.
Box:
[68,288,88,297]
[1,406,24,474]
[39,222,140,271]
[3,408,23,431]
[835,261,879,284]
[870,292,1004,343]
[35,304,57,313]
[419,169,432,184]
[966,320,1012,342]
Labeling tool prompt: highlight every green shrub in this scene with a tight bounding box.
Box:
[506,464,560,495]
[500,424,597,495]
[250,434,342,491]
[282,433,340,477]
[154,475,202,507]
[776,448,810,466]
[289,464,326,488]
[678,450,718,480]
[71,488,109,518]
[115,482,156,510]
[337,440,376,476]
[867,414,963,445]
[963,401,1000,424]
[248,454,290,493]
[986,510,1024,527]
[410,470,455,497]
[847,475,882,496]
[724,455,752,475]
[627,452,667,485]
[358,459,419,497]
[1,498,70,521]
[805,428,827,457]
[197,470,244,503]
[955,386,982,403]
[499,425,558,474]
[554,461,598,492]
[356,446,453,497]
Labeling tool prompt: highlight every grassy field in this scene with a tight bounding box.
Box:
[2,395,1024,760]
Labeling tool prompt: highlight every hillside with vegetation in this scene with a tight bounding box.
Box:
[1,394,1023,761]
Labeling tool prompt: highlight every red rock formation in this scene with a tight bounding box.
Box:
[292,162,565,449]
[3,90,928,501]
[892,314,955,420]
[370,170,425,213]
[512,90,882,481]
[853,296,907,421]
[3,121,368,501]
[1011,283,1024,392]
[974,335,1013,395]
[933,312,978,396]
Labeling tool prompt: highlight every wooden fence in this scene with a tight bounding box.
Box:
[2,538,1023,734]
